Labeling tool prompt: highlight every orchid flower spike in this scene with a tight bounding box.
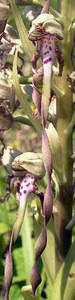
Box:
[29,2,64,125]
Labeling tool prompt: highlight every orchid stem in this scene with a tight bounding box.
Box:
[54,0,74,274]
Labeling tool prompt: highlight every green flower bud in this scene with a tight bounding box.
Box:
[12,152,45,177]
[46,123,66,184]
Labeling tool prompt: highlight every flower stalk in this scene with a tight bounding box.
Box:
[53,0,74,273]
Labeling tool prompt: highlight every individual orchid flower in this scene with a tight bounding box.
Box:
[4,149,53,297]
[4,152,44,299]
[29,0,64,125]
[1,24,22,54]
[4,173,37,300]
[0,68,20,113]
[0,24,24,81]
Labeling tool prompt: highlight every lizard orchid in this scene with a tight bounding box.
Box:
[29,1,64,125]
[4,152,45,299]
[4,173,38,300]
[4,149,53,298]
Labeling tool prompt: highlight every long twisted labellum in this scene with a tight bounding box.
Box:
[42,126,52,176]
[4,174,36,300]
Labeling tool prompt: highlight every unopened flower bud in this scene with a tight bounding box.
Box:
[46,123,66,184]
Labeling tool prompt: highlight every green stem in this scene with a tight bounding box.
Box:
[61,0,75,28]
[54,0,74,274]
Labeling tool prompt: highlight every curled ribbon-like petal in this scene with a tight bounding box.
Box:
[4,174,37,300]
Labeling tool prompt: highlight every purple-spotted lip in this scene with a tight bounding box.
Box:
[44,57,52,64]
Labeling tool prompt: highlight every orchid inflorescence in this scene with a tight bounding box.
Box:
[4,0,65,298]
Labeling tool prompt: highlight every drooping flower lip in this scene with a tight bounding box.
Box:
[28,13,64,41]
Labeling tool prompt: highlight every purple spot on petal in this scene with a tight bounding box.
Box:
[44,50,49,55]
[24,190,26,194]
[21,186,23,189]
[49,46,52,51]
[26,182,30,187]
[44,57,52,64]
[20,192,22,196]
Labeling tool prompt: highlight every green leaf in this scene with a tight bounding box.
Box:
[51,0,57,10]
[13,49,41,135]
[13,247,25,283]
[0,222,10,235]
[14,116,33,127]
[8,0,35,60]
[52,239,75,300]
[9,283,23,300]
